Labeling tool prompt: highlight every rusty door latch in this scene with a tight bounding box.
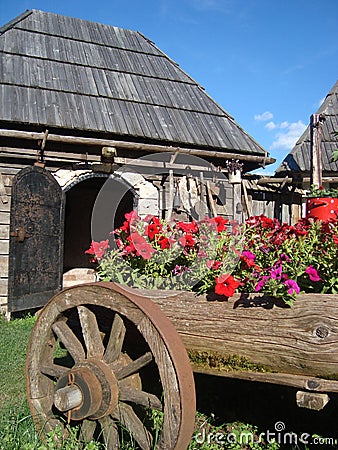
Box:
[10,227,30,242]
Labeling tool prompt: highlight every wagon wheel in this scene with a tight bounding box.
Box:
[26,282,196,449]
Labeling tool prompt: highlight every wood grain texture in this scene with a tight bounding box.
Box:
[135,290,338,377]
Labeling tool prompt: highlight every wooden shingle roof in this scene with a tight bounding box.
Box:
[276,80,338,174]
[0,10,268,163]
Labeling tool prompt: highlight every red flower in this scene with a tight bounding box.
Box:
[179,233,196,248]
[147,223,162,240]
[85,240,110,259]
[333,235,338,245]
[177,221,199,234]
[260,216,278,229]
[118,220,130,234]
[210,216,228,233]
[157,235,171,250]
[215,274,241,297]
[128,232,155,260]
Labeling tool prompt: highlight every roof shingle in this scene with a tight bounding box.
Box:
[0,9,268,158]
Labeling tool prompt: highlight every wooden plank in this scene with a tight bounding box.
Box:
[0,277,8,299]
[0,279,8,296]
[140,290,338,378]
[0,172,8,203]
[0,201,10,212]
[0,211,10,225]
[0,240,9,254]
[191,365,338,393]
[0,255,8,277]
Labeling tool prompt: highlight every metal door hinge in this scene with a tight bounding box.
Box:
[10,227,30,242]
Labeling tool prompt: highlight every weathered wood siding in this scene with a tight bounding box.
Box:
[0,171,12,310]
[244,188,303,224]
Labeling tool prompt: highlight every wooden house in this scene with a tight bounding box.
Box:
[276,80,338,194]
[0,10,275,313]
[247,80,338,223]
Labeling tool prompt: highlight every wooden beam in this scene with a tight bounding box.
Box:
[241,179,252,217]
[256,176,338,186]
[191,365,338,393]
[166,169,174,220]
[114,156,223,174]
[0,146,101,163]
[310,114,325,187]
[256,177,294,185]
[0,128,276,165]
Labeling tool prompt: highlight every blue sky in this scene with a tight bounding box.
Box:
[1,0,337,174]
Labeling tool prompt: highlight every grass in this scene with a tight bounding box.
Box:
[1,315,337,450]
[0,314,36,410]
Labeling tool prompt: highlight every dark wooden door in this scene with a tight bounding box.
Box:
[8,166,65,312]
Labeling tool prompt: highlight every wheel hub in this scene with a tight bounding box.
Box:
[54,358,119,420]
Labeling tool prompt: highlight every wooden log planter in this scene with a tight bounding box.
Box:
[117,286,338,392]
[26,282,338,449]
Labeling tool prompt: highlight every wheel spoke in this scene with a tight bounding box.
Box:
[52,321,85,363]
[79,419,97,443]
[77,306,105,358]
[40,364,68,378]
[114,402,153,450]
[115,352,153,380]
[104,313,126,364]
[99,416,120,449]
[119,385,162,410]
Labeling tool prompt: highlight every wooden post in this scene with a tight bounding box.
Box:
[310,114,325,187]
[166,170,174,220]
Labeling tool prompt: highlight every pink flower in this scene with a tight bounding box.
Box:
[129,232,156,260]
[242,250,256,261]
[305,266,321,282]
[284,279,300,295]
[85,240,109,259]
[270,264,282,280]
[255,275,270,292]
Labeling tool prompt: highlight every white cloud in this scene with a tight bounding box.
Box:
[270,120,307,150]
[254,111,274,121]
[265,121,276,130]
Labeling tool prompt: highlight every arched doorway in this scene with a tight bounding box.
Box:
[63,175,134,273]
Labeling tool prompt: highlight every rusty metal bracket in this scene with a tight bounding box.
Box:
[10,227,30,242]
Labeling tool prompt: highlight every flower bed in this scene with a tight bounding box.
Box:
[86,212,338,306]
